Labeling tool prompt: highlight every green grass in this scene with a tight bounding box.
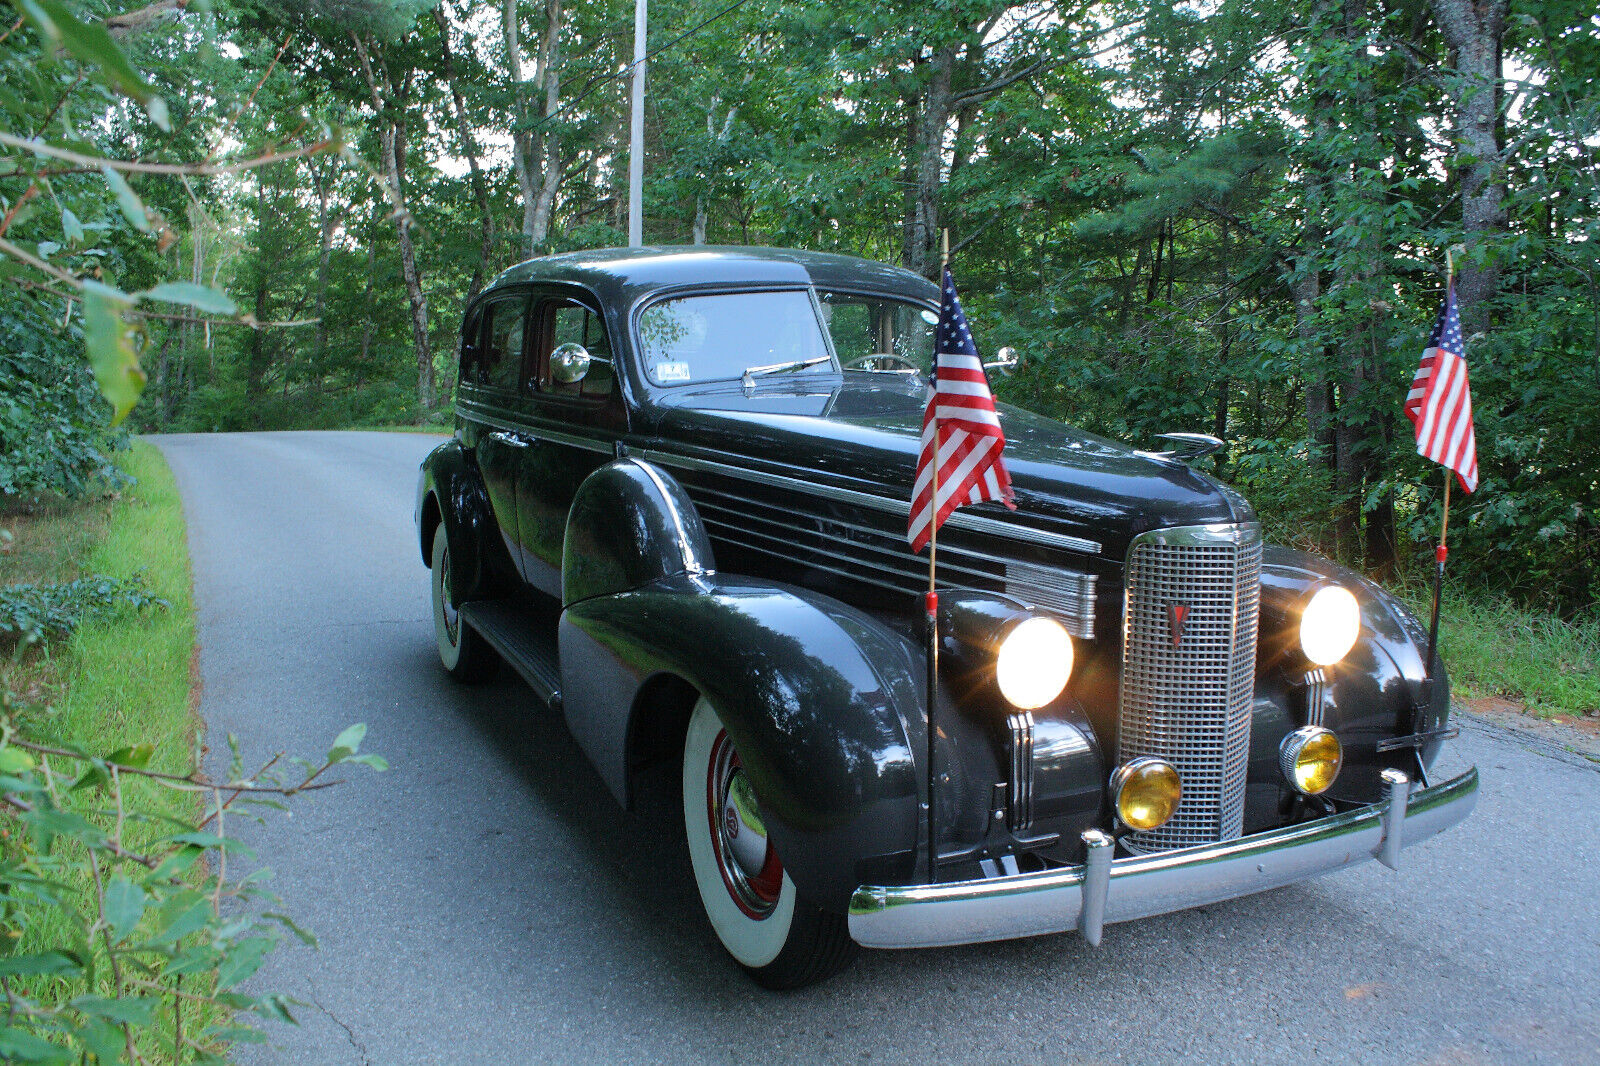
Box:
[1415,586,1600,717]
[3,441,218,1058]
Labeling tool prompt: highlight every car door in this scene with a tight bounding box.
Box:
[467,291,534,580]
[513,289,629,599]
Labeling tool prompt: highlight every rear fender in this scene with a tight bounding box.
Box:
[560,574,924,912]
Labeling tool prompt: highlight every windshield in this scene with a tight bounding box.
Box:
[818,292,940,374]
[639,290,834,386]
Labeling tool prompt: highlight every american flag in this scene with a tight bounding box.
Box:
[1404,283,1478,493]
[908,270,1014,553]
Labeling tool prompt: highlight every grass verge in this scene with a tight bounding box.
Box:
[1415,586,1600,718]
[3,440,218,1058]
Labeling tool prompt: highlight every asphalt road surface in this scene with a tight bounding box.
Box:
[154,430,1597,1065]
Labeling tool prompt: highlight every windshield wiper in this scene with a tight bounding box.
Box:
[740,354,833,388]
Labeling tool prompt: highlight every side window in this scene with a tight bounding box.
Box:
[546,301,615,399]
[459,308,483,390]
[483,296,529,392]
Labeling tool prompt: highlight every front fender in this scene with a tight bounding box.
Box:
[559,573,924,912]
[1256,545,1451,795]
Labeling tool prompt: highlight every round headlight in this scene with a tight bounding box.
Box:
[1279,726,1343,795]
[1111,758,1182,831]
[1299,585,1361,666]
[994,616,1073,710]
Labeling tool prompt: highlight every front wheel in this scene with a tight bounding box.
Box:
[682,698,857,989]
[430,521,496,682]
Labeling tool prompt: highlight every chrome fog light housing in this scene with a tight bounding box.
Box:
[995,616,1073,710]
[1280,726,1343,795]
[1299,585,1361,666]
[1111,757,1182,831]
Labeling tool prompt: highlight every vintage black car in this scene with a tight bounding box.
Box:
[415,246,1478,989]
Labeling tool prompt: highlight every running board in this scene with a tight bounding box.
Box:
[458,600,562,712]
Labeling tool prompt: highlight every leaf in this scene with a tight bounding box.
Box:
[146,892,210,945]
[82,286,144,425]
[166,831,255,857]
[61,205,83,242]
[0,746,35,774]
[327,722,367,762]
[343,753,388,772]
[103,874,146,942]
[145,844,203,883]
[22,0,161,111]
[106,742,154,769]
[0,950,83,977]
[142,281,236,316]
[265,911,318,947]
[0,1026,74,1064]
[69,994,156,1026]
[99,164,149,232]
[216,936,274,990]
[35,239,58,257]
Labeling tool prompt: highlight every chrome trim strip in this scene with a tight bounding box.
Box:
[639,448,1102,555]
[459,407,618,454]
[1303,668,1328,726]
[1006,712,1035,831]
[846,766,1479,949]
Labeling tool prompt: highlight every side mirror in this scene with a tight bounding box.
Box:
[551,342,592,385]
[984,346,1019,377]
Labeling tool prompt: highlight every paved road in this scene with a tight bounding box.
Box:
[155,431,1597,1065]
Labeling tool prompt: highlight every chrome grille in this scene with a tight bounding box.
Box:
[1118,523,1261,851]
[682,478,1098,637]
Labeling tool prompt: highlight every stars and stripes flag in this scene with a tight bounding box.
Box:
[1404,283,1478,493]
[908,270,1014,554]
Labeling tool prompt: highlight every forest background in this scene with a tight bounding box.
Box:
[2,0,1596,614]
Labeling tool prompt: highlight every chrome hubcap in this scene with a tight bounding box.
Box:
[708,730,782,918]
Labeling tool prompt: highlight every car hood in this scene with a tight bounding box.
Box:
[645,376,1253,562]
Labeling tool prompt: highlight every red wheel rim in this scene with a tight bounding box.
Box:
[706,729,783,919]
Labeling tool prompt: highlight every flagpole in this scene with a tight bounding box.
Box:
[1424,248,1456,681]
[923,231,950,885]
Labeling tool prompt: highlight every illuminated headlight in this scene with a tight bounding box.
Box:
[1299,585,1361,666]
[1279,726,1343,795]
[1111,757,1181,831]
[994,616,1073,710]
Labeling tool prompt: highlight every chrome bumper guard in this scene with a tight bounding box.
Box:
[848,766,1478,949]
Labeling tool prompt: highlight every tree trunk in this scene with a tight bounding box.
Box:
[528,0,563,246]
[908,46,955,279]
[384,119,434,411]
[1430,0,1508,336]
[435,3,495,305]
[505,0,539,257]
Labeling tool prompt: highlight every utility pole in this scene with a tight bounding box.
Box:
[627,0,646,247]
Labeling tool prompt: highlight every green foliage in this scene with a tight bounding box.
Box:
[0,711,386,1064]
[0,300,123,499]
[0,573,167,644]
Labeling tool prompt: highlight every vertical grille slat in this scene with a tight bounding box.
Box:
[1118,523,1262,851]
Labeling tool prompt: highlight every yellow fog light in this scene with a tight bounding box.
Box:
[1280,726,1343,795]
[995,616,1073,710]
[1299,585,1361,666]
[1111,757,1182,831]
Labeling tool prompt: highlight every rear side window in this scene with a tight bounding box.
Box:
[459,308,483,387]
[482,296,528,392]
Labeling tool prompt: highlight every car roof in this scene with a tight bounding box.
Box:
[479,246,941,308]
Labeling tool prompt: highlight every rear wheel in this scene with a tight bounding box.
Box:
[682,698,857,989]
[430,521,496,681]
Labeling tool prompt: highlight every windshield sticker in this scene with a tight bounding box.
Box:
[656,361,692,382]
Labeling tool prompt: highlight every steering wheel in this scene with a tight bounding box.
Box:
[843,353,922,374]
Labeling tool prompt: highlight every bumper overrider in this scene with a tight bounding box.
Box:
[848,766,1479,949]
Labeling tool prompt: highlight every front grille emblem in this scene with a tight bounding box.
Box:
[1167,603,1190,648]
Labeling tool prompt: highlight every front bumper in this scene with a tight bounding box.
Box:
[848,766,1478,949]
